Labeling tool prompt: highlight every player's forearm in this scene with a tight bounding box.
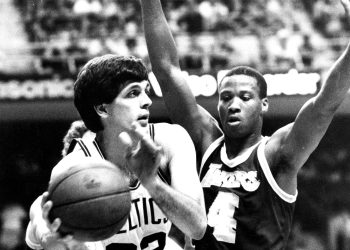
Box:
[315,42,350,114]
[314,0,350,113]
[141,0,180,76]
[145,177,206,240]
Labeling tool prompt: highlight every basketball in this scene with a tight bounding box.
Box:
[47,158,131,241]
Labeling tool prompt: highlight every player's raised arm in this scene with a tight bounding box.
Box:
[267,0,350,185]
[140,0,222,154]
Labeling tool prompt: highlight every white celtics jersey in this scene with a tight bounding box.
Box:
[72,134,172,250]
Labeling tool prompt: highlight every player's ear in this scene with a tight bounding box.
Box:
[94,104,109,118]
[261,97,269,113]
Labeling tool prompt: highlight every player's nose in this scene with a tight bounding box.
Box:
[228,97,241,112]
[141,91,152,108]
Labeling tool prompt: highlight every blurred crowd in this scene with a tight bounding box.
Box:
[8,0,349,77]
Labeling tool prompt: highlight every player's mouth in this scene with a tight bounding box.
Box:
[137,114,149,126]
[227,116,240,125]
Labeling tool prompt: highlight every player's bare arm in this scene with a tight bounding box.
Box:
[141,0,222,155]
[120,122,207,240]
[265,0,350,193]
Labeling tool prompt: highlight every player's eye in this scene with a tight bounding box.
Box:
[220,93,232,102]
[241,94,252,101]
[127,89,140,98]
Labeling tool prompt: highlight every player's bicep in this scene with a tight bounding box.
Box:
[282,99,333,166]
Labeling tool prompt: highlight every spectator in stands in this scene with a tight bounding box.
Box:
[35,46,70,75]
[299,33,316,69]
[312,0,344,37]
[181,37,205,72]
[73,0,102,15]
[209,32,236,71]
[177,0,204,34]
[73,0,102,36]
[0,204,27,250]
[162,0,185,34]
[329,209,350,250]
[100,0,122,33]
[265,28,303,70]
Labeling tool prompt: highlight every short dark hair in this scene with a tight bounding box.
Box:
[74,55,149,132]
[220,66,267,99]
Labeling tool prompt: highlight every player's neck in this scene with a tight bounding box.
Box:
[224,133,263,159]
[95,131,128,167]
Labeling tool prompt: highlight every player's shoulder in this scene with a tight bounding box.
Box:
[153,122,187,134]
[50,149,86,181]
[153,123,189,141]
[267,122,295,149]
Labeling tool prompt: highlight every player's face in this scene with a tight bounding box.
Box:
[217,74,265,138]
[107,80,152,133]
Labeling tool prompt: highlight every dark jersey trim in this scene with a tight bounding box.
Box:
[93,140,105,159]
[76,138,91,156]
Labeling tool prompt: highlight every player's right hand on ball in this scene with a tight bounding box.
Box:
[40,192,89,250]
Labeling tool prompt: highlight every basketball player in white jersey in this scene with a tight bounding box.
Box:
[25,55,207,250]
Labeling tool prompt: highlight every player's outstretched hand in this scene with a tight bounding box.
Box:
[341,0,350,17]
[40,192,89,250]
[119,122,164,187]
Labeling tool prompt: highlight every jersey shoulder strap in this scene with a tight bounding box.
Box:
[69,138,105,159]
[149,123,170,185]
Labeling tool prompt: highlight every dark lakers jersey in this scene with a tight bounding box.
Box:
[194,136,297,250]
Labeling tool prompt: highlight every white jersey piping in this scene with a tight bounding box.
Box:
[257,138,298,203]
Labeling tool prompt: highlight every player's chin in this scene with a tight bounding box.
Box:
[224,121,241,132]
[224,124,244,137]
[137,119,149,127]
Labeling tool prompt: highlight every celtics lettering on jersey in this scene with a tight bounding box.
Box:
[105,195,170,250]
[202,163,260,244]
[118,197,168,233]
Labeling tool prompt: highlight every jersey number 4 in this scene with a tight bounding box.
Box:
[207,191,239,244]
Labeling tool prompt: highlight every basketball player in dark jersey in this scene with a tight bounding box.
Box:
[25,55,206,249]
[140,0,350,249]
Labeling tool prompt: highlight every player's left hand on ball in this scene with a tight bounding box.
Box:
[119,122,164,185]
[40,192,86,250]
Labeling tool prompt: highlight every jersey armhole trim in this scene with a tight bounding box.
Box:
[257,138,298,203]
[199,136,224,177]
